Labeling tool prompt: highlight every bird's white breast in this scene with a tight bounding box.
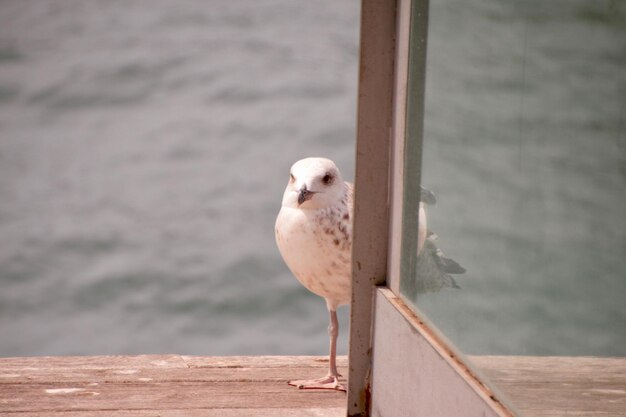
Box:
[275,205,352,308]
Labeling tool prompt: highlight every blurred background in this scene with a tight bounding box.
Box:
[1,0,624,358]
[0,0,357,356]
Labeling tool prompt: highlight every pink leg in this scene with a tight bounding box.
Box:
[288,308,346,391]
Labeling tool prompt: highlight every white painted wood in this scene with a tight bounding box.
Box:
[371,288,518,417]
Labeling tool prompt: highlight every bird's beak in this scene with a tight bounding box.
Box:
[297,185,314,205]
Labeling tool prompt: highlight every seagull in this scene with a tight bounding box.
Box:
[275,157,464,391]
[275,157,351,391]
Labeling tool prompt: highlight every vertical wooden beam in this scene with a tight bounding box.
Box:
[348,1,398,416]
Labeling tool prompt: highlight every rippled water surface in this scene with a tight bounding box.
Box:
[0,0,358,356]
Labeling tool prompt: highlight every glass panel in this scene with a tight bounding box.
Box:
[400,0,429,295]
[401,0,626,359]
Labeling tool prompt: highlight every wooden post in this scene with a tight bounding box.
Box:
[347,1,398,416]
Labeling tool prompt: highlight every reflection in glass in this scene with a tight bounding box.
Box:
[401,188,466,298]
[400,0,626,357]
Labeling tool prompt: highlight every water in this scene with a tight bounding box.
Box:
[0,0,624,358]
[0,0,358,356]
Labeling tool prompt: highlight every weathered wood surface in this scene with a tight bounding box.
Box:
[471,355,626,417]
[0,355,624,416]
[0,355,348,417]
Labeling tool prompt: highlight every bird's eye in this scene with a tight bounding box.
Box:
[289,173,295,182]
[322,173,334,185]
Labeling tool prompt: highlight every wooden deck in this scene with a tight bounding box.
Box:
[472,356,626,417]
[0,355,347,417]
[0,355,624,416]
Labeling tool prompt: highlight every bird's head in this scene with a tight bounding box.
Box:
[282,157,346,209]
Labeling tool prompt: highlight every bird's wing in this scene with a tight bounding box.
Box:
[408,237,463,295]
[344,181,354,216]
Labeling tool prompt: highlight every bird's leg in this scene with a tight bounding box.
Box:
[327,308,341,379]
[288,308,346,391]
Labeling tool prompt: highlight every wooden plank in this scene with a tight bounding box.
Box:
[4,409,346,417]
[0,356,348,384]
[471,356,626,417]
[0,355,347,417]
[0,366,343,384]
[1,383,344,412]
[182,355,348,368]
[0,355,187,371]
